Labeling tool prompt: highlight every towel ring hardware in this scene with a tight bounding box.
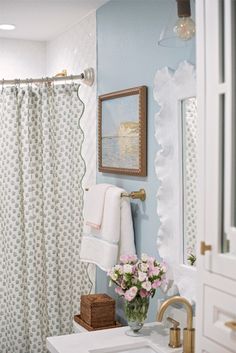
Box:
[121,188,146,201]
[84,188,146,201]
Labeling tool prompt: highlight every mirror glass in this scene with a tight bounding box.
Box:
[181,97,197,266]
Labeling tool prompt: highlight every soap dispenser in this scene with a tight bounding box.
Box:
[167,317,182,348]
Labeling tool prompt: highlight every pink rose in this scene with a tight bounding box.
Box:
[149,267,160,277]
[124,286,138,301]
[140,263,149,272]
[140,289,149,298]
[147,256,155,263]
[138,271,147,282]
[115,287,124,296]
[152,280,162,289]
[141,281,152,291]
[128,254,138,263]
[120,254,129,264]
[123,264,133,274]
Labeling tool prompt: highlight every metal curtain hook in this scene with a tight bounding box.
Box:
[72,74,76,90]
[14,79,18,90]
[1,79,4,94]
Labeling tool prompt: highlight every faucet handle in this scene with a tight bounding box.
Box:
[167,317,182,348]
[167,316,180,329]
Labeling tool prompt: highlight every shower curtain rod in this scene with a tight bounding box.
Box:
[0,67,94,87]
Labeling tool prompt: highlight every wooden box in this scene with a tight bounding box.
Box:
[80,293,115,328]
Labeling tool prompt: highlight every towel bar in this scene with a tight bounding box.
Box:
[84,188,146,201]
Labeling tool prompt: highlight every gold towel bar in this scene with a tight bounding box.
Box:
[85,188,146,201]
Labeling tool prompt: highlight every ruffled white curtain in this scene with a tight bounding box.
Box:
[0,83,92,353]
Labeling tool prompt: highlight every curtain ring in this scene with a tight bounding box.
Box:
[46,77,51,88]
[14,79,19,91]
[13,79,20,95]
[71,74,75,89]
[1,79,4,94]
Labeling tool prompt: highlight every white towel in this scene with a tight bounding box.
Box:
[80,186,136,271]
[84,183,112,230]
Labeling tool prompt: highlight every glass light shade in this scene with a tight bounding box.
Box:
[174,17,195,40]
[158,0,195,48]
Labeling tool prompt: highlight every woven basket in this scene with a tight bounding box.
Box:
[80,293,116,328]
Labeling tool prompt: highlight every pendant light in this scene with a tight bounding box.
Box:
[174,0,195,40]
[158,0,195,48]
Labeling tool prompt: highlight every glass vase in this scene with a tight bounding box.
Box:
[124,296,149,336]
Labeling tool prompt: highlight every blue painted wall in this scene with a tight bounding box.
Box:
[96,0,195,322]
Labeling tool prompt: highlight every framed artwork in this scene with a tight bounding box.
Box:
[98,86,147,176]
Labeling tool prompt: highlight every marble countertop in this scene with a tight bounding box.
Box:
[46,323,182,353]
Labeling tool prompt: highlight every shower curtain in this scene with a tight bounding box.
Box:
[0,83,92,353]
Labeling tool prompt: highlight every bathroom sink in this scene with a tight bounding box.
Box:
[89,341,162,353]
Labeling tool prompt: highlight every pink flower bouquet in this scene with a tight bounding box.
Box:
[107,253,167,301]
[107,254,167,334]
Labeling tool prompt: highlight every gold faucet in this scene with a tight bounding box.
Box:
[156,296,195,353]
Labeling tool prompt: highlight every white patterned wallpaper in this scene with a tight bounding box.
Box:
[46,12,97,189]
[0,38,46,79]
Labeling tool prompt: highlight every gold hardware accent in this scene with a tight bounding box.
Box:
[84,188,146,201]
[200,241,212,255]
[167,317,182,348]
[122,188,146,201]
[225,321,236,331]
[183,328,195,353]
[55,69,67,77]
[157,296,195,353]
[167,317,180,328]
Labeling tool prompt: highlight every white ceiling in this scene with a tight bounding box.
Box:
[0,0,108,41]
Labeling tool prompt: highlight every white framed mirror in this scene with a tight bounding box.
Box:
[154,61,197,302]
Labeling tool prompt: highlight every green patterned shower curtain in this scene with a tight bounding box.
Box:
[0,83,92,353]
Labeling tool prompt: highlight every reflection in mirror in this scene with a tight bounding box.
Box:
[181,97,197,266]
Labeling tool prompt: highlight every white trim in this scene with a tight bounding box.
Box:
[196,1,236,351]
[196,0,206,351]
[224,0,236,255]
[154,61,196,303]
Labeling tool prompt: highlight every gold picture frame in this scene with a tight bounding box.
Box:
[98,86,147,176]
